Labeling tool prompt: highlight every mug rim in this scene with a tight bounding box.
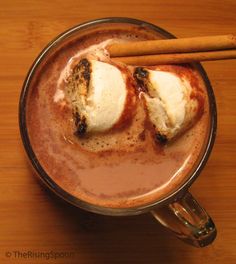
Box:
[19,17,217,216]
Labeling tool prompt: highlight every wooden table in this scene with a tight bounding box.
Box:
[1,1,236,263]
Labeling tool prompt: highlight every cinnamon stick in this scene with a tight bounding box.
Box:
[111,50,236,65]
[108,34,236,57]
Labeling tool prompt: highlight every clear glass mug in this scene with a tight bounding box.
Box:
[19,17,217,247]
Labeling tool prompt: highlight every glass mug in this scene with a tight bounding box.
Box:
[19,17,217,247]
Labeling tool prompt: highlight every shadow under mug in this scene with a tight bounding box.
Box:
[19,17,217,247]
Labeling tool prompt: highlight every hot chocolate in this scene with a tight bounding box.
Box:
[25,22,209,208]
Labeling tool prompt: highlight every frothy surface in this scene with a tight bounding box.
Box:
[26,24,210,208]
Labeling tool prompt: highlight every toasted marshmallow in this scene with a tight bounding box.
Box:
[67,59,128,135]
[134,67,202,142]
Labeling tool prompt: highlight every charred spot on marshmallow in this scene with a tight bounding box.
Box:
[74,58,90,94]
[67,58,91,99]
[73,111,87,136]
[135,67,149,79]
[133,67,149,93]
[79,58,91,82]
[155,133,168,145]
[67,59,91,135]
[74,111,81,127]
[74,117,87,137]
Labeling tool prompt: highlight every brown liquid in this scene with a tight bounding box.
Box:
[26,23,210,208]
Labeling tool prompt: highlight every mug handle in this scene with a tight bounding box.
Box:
[151,191,217,247]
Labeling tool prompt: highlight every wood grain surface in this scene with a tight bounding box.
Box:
[0,1,236,263]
